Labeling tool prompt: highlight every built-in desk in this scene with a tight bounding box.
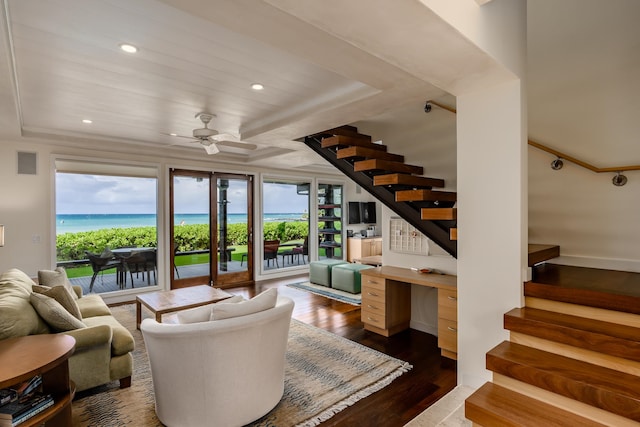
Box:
[360,266,458,359]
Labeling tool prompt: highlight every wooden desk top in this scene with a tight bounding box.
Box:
[361,265,457,290]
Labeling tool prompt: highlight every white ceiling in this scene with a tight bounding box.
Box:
[0,0,638,171]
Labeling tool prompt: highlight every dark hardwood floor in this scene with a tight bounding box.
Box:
[228,274,457,427]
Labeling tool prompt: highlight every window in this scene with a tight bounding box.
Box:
[261,179,310,272]
[55,160,158,295]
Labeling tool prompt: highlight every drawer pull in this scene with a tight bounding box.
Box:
[447,326,458,332]
[367,304,379,310]
[367,317,379,323]
[367,292,379,297]
[447,296,457,301]
[367,280,379,284]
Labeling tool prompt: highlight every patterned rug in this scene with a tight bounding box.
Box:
[286,281,362,305]
[72,304,410,426]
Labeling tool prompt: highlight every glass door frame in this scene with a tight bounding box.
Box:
[170,169,254,289]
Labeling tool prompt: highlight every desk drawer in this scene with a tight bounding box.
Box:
[438,288,457,321]
[362,309,386,328]
[362,280,386,306]
[438,318,458,354]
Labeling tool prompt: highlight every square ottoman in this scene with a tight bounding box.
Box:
[331,263,375,294]
[309,259,349,287]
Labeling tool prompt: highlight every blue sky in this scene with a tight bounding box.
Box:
[56,174,309,214]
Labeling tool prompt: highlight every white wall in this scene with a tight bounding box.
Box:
[529,147,640,271]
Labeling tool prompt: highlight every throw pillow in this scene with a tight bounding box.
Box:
[176,295,244,324]
[37,267,78,301]
[210,288,277,321]
[30,293,86,332]
[32,284,82,320]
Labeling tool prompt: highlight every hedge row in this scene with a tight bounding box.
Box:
[56,221,310,261]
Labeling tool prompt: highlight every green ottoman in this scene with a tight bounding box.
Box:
[309,259,349,287]
[331,263,374,294]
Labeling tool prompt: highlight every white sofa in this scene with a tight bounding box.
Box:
[141,294,294,427]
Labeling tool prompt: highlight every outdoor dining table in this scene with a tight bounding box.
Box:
[111,247,156,286]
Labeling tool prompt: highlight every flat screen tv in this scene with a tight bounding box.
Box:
[348,201,361,224]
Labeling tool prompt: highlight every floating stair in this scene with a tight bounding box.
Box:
[421,208,457,220]
[373,173,444,188]
[354,159,423,175]
[302,126,457,257]
[336,146,404,162]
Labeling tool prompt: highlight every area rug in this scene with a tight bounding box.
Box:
[72,304,411,427]
[286,281,362,305]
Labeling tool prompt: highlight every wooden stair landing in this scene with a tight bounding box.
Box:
[528,264,640,315]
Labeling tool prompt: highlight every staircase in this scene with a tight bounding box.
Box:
[465,280,640,426]
[303,125,457,258]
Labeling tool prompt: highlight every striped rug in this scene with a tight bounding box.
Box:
[72,304,411,427]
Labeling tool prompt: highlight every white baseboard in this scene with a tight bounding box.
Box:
[549,255,640,273]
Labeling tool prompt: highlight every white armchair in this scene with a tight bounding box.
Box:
[140,295,295,427]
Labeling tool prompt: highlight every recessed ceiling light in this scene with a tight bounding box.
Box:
[169,133,177,137]
[119,43,138,54]
[82,119,93,124]
[251,83,264,91]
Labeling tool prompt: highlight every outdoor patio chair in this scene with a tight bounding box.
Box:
[123,249,157,287]
[264,240,280,268]
[292,236,309,264]
[85,249,121,292]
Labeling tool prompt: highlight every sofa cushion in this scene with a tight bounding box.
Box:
[83,315,135,356]
[32,284,82,320]
[37,267,78,301]
[210,288,277,320]
[176,295,244,324]
[30,293,86,332]
[76,294,112,317]
[0,269,50,339]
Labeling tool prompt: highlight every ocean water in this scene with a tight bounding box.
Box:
[56,213,306,234]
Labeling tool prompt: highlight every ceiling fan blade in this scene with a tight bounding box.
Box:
[216,140,258,150]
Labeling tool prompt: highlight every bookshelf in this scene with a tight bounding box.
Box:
[0,335,75,426]
[318,184,342,259]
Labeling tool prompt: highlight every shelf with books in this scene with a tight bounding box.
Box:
[317,183,343,259]
[0,335,75,427]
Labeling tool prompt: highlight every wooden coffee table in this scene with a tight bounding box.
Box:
[136,285,233,329]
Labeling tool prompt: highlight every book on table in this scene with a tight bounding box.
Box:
[0,393,54,426]
[0,389,17,407]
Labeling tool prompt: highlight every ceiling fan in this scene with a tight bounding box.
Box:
[166,112,257,155]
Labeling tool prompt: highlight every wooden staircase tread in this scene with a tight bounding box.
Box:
[465,382,607,427]
[321,135,385,150]
[528,244,560,266]
[336,146,404,162]
[487,341,640,421]
[525,281,640,316]
[421,208,457,220]
[450,228,457,240]
[373,173,445,188]
[395,189,457,202]
[323,126,371,140]
[354,159,423,175]
[505,307,640,362]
